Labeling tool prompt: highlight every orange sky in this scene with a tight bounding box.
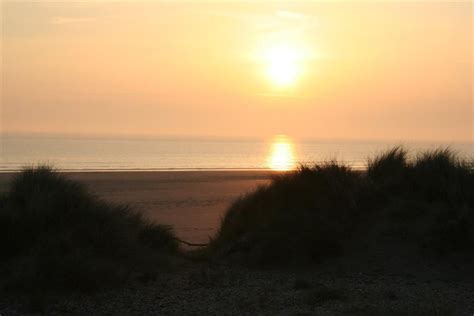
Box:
[1,1,472,142]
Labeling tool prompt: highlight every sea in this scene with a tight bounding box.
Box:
[0,134,472,172]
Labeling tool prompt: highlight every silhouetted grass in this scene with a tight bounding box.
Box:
[367,147,408,198]
[408,149,474,251]
[368,147,407,185]
[0,166,180,299]
[210,148,473,266]
[210,162,367,266]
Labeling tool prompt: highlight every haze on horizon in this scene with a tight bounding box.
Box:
[1,1,472,142]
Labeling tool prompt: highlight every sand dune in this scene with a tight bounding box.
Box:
[0,171,274,244]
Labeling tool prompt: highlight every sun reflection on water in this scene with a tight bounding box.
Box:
[267,135,296,171]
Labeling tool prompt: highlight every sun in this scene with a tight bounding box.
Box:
[265,44,302,87]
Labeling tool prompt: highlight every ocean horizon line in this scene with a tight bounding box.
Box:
[0,167,279,173]
[0,163,371,173]
[2,132,472,146]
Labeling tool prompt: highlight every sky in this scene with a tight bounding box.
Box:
[1,1,472,142]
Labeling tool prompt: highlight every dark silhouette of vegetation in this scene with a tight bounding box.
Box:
[210,162,366,265]
[367,146,408,194]
[210,148,473,266]
[0,149,472,312]
[0,166,180,300]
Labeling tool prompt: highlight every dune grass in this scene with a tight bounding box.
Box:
[210,148,473,266]
[210,162,368,265]
[0,166,180,298]
[0,149,472,303]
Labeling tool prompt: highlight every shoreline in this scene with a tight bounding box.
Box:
[0,165,371,174]
[0,168,283,173]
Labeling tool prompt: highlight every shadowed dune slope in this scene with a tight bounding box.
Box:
[0,166,180,295]
[210,148,474,266]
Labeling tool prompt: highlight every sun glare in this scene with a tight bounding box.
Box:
[268,135,296,171]
[265,44,302,87]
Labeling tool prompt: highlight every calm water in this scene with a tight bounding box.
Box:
[0,134,472,172]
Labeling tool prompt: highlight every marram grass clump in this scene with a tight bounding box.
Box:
[210,148,473,266]
[0,166,180,296]
[210,162,369,265]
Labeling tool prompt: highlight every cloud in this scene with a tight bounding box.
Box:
[201,8,317,33]
[50,17,95,25]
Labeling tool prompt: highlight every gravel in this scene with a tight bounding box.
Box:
[2,256,473,315]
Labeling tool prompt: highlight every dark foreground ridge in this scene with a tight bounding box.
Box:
[0,148,473,314]
[210,148,473,266]
[0,167,180,297]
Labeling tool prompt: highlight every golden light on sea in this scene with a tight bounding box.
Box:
[267,135,296,171]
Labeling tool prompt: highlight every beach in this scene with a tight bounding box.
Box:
[0,171,274,244]
[2,1,472,313]
[1,166,473,315]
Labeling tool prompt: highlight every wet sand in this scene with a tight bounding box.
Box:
[0,171,275,244]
